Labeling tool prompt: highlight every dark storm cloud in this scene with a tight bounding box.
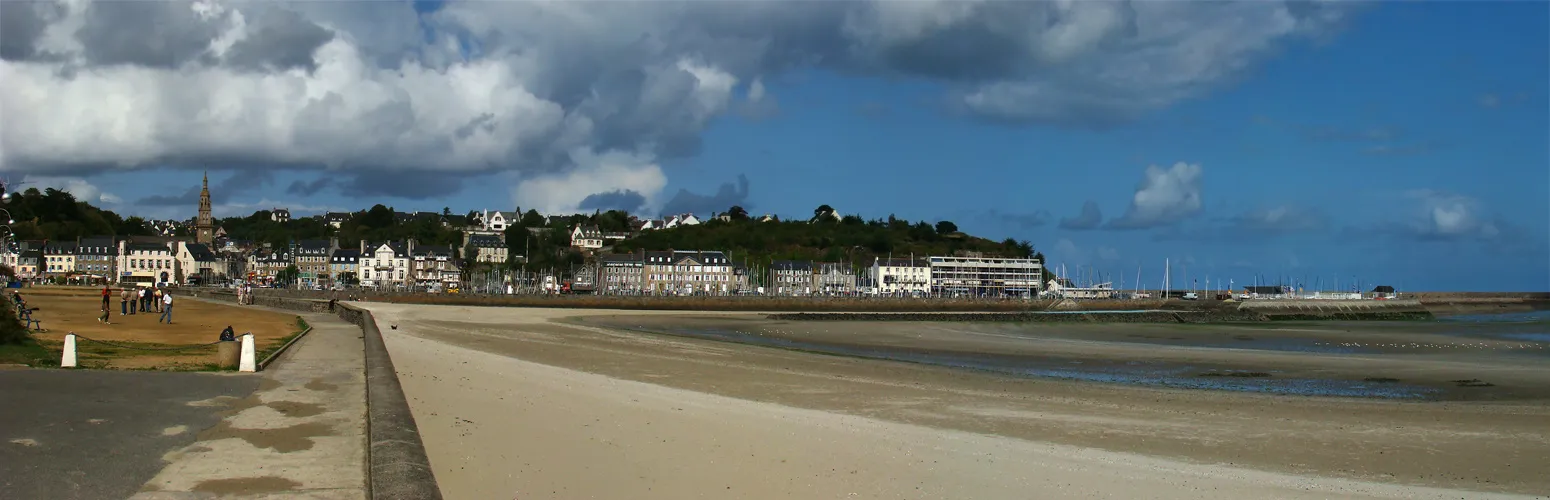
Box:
[660,174,751,216]
[578,190,648,213]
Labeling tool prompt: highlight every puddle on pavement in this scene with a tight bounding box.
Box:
[636,326,1437,399]
[193,476,301,495]
[267,401,326,418]
[199,421,335,453]
[304,378,338,391]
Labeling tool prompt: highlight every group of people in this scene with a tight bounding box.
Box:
[235,284,255,305]
[99,285,174,324]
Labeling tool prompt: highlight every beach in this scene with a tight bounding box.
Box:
[358,303,1550,499]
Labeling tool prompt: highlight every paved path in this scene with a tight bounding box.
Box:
[0,369,259,500]
[130,309,367,499]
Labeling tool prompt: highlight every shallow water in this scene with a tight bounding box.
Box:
[1437,310,1550,324]
[638,326,1435,399]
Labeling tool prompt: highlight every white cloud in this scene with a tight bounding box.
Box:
[1107,162,1204,229]
[1,0,1349,206]
[16,175,120,206]
[513,149,668,215]
[1403,190,1500,241]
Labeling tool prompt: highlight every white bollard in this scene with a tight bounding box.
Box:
[238,333,257,372]
[62,333,78,368]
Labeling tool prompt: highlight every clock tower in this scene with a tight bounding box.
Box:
[196,172,214,244]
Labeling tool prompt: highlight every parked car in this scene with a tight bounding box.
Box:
[1182,292,1199,300]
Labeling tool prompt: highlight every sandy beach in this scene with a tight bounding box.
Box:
[358,303,1549,499]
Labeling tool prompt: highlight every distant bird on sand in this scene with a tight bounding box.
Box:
[390,324,398,330]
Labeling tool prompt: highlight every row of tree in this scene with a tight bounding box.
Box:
[1,188,155,242]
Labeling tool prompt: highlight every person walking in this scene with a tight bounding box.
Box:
[153,288,163,313]
[158,291,174,324]
[99,285,112,323]
[138,287,148,313]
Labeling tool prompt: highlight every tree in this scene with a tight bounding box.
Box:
[521,209,545,227]
[728,205,749,221]
[277,264,300,285]
[935,220,958,235]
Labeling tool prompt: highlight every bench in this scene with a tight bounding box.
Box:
[18,308,42,331]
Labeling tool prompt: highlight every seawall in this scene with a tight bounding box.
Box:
[1236,299,1433,320]
[173,288,333,313]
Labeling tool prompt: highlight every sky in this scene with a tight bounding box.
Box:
[1,1,1546,291]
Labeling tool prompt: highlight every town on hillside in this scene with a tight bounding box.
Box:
[0,177,1072,298]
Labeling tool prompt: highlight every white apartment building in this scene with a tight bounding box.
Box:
[43,241,77,277]
[175,242,221,284]
[928,255,1043,298]
[360,241,412,289]
[871,258,931,296]
[118,241,176,285]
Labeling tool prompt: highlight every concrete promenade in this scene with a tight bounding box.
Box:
[0,369,259,500]
[130,306,368,499]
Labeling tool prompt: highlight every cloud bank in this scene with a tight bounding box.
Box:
[1,0,1348,209]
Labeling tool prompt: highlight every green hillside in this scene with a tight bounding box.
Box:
[611,206,1043,270]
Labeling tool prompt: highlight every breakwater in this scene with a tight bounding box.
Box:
[1237,300,1433,321]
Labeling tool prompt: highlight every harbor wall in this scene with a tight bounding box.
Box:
[1236,299,1433,320]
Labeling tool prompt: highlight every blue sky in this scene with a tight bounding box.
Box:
[4,1,1546,291]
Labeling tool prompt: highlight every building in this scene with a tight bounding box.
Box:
[662,214,701,228]
[175,242,220,284]
[643,250,733,294]
[292,239,335,288]
[196,172,215,244]
[463,233,508,265]
[329,249,360,287]
[324,212,352,229]
[595,253,645,294]
[471,209,521,234]
[271,208,291,223]
[1242,285,1289,299]
[360,241,412,289]
[928,255,1043,297]
[118,241,176,285]
[570,225,605,250]
[75,236,118,281]
[813,262,858,295]
[42,240,78,278]
[411,244,460,291]
[1043,279,1115,299]
[247,249,292,285]
[870,258,931,296]
[16,249,41,279]
[770,260,814,296]
[1370,285,1398,299]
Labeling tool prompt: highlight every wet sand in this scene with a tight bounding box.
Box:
[589,314,1550,401]
[360,303,1550,498]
